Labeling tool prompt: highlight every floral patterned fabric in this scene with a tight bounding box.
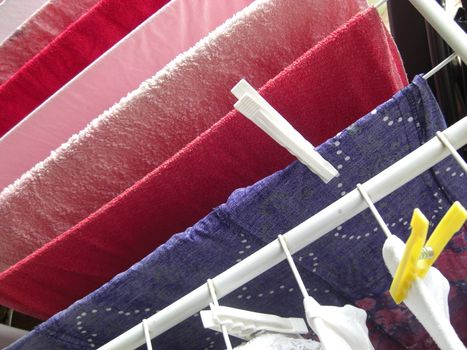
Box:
[7,77,466,350]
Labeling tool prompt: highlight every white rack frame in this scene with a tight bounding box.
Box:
[99,0,467,347]
[100,117,467,350]
[408,0,467,64]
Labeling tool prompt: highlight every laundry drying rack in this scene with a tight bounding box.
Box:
[98,0,467,349]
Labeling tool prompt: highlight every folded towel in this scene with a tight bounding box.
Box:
[0,0,169,136]
[0,0,254,191]
[0,7,406,319]
[0,0,100,85]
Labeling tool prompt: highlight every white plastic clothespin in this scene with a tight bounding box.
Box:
[231,79,339,183]
[142,319,153,350]
[200,305,308,340]
[205,279,234,350]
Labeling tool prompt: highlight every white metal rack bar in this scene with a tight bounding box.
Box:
[99,117,467,350]
[141,320,153,350]
[206,279,233,350]
[374,0,466,64]
[423,53,458,80]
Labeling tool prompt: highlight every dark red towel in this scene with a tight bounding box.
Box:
[0,0,169,136]
[0,8,408,319]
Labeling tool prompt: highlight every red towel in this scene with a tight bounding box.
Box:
[0,0,169,136]
[0,0,100,85]
[0,8,408,319]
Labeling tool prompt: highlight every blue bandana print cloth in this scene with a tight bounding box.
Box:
[9,76,466,350]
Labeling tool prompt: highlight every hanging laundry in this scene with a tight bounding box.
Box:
[0,0,170,137]
[382,203,467,350]
[232,303,374,350]
[200,303,309,341]
[383,235,464,349]
[304,298,375,349]
[7,77,465,350]
[0,7,406,319]
[0,0,255,191]
[0,0,100,85]
[234,334,320,350]
[0,0,367,272]
[278,233,374,350]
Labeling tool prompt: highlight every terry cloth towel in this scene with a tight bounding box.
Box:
[0,0,255,191]
[0,0,170,137]
[0,0,367,273]
[0,0,49,44]
[0,7,406,319]
[0,0,100,85]
[7,77,466,350]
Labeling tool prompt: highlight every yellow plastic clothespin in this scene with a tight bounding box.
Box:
[389,208,428,304]
[389,201,467,304]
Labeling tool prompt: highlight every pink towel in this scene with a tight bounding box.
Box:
[0,0,49,44]
[0,0,367,272]
[0,0,169,136]
[0,0,100,85]
[0,7,407,319]
[0,0,254,191]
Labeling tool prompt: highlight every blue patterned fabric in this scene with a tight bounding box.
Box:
[9,76,466,350]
